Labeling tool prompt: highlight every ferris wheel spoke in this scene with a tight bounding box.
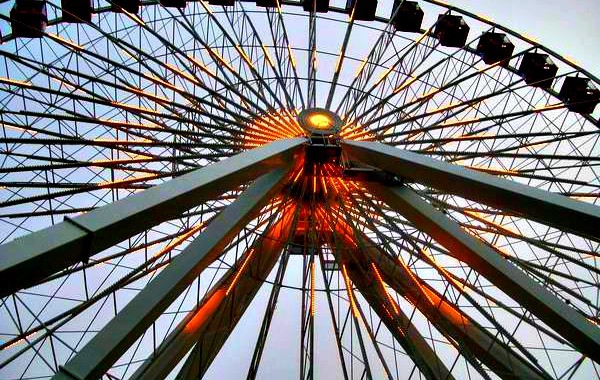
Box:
[170,6,278,115]
[345,191,574,372]
[323,9,355,110]
[197,2,290,113]
[102,6,272,126]
[344,140,600,240]
[353,45,539,139]
[226,4,298,111]
[366,182,600,361]
[107,7,269,124]
[247,249,293,379]
[353,200,580,371]
[341,16,486,125]
[331,202,457,380]
[312,249,352,380]
[1,49,252,142]
[131,204,295,379]
[51,164,293,380]
[0,138,303,296]
[332,2,404,116]
[265,5,306,109]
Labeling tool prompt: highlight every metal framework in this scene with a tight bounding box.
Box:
[1,1,599,379]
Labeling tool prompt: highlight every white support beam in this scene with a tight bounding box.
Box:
[342,140,600,241]
[0,137,305,297]
[52,166,294,380]
[367,182,600,363]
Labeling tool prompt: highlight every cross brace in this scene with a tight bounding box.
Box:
[342,140,600,241]
[0,137,305,297]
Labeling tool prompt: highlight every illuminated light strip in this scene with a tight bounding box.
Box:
[51,77,77,91]
[93,137,151,143]
[183,289,226,333]
[354,57,369,78]
[291,166,304,184]
[225,248,257,296]
[534,103,563,112]
[98,118,161,130]
[254,115,293,138]
[310,261,316,317]
[145,73,180,93]
[320,174,328,197]
[187,55,217,77]
[393,76,418,94]
[0,77,31,87]
[120,49,136,61]
[207,48,236,73]
[420,248,469,293]
[152,223,207,258]
[235,45,255,69]
[312,164,317,194]
[1,123,36,135]
[287,44,297,69]
[371,263,399,316]
[375,65,396,86]
[47,33,83,50]
[438,117,480,127]
[463,210,519,236]
[334,53,344,74]
[126,86,170,103]
[198,0,214,15]
[261,44,276,68]
[341,264,360,317]
[429,102,462,114]
[2,331,37,351]
[91,157,152,164]
[463,165,519,175]
[164,63,201,85]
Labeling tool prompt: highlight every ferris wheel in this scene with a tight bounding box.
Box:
[0,0,599,379]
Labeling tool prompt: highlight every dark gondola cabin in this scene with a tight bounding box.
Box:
[434,14,469,47]
[10,0,47,38]
[61,0,92,23]
[518,52,558,89]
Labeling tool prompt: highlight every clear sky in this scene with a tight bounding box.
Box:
[0,1,598,379]
[447,0,600,77]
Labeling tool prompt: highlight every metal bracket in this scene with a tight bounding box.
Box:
[63,216,94,264]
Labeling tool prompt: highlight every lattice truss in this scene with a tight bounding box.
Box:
[0,0,599,379]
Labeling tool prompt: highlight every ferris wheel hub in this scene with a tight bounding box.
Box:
[298,108,343,137]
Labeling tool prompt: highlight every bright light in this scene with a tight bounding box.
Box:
[308,113,333,130]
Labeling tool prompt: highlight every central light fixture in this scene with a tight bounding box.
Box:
[308,113,334,129]
[298,108,343,136]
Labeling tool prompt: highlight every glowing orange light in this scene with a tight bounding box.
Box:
[308,113,333,130]
[226,248,256,296]
[371,263,399,316]
[184,289,226,333]
[341,264,360,317]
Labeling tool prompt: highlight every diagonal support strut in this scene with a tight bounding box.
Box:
[0,137,305,297]
[366,182,600,363]
[342,140,600,241]
[52,165,296,380]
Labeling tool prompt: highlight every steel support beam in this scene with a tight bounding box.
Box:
[367,183,600,363]
[52,166,294,380]
[0,137,305,297]
[342,254,455,380]
[332,225,454,380]
[342,140,600,241]
[353,231,549,379]
[131,205,297,379]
